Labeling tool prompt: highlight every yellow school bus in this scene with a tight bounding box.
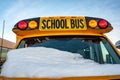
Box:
[1,16,120,79]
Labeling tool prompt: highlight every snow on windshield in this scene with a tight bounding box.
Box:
[1,47,120,78]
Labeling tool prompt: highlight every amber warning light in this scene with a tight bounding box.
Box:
[28,20,37,29]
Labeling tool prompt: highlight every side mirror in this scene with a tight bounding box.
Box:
[115,40,120,49]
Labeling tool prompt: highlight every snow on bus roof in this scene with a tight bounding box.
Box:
[1,47,120,78]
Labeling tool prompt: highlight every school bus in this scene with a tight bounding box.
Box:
[1,16,120,79]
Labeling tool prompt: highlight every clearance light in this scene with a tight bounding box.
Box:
[18,21,27,30]
[28,20,37,29]
[88,19,97,28]
[98,19,108,29]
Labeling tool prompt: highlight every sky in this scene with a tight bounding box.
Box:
[0,0,120,44]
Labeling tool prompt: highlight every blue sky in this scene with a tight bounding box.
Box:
[0,0,120,43]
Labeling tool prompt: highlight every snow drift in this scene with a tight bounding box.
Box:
[1,47,120,78]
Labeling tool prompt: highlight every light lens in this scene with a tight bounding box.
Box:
[88,19,97,28]
[98,19,108,29]
[18,21,27,30]
[28,20,37,29]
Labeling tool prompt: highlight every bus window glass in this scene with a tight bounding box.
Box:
[100,41,116,63]
[18,40,26,48]
[17,36,120,64]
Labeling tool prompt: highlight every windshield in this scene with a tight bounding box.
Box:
[17,36,120,64]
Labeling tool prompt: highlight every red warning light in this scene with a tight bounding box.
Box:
[18,21,27,30]
[98,19,108,29]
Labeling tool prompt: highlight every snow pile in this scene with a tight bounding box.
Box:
[1,47,120,78]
